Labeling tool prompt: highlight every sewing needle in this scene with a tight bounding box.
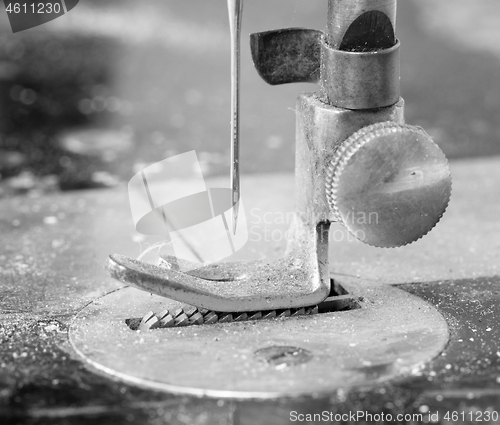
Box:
[227,0,243,234]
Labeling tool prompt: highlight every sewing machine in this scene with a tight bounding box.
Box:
[1,1,499,423]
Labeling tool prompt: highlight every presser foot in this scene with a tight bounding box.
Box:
[106,221,332,313]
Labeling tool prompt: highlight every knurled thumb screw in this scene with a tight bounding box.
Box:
[325,122,452,248]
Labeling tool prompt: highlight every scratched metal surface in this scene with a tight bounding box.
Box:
[1,158,500,424]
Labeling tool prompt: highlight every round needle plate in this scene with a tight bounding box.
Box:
[69,276,448,399]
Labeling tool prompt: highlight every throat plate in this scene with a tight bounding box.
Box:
[69,276,448,399]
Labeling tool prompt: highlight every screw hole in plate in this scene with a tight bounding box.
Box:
[253,346,313,368]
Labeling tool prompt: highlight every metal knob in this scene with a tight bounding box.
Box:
[326,122,452,247]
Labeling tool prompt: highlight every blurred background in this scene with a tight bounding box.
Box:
[0,0,499,197]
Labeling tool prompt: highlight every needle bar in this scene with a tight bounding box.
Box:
[326,0,397,48]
